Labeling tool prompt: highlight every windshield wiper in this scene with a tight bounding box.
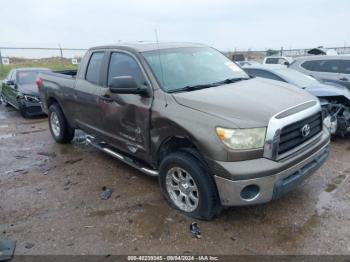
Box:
[168,77,250,93]
[168,83,217,93]
[218,77,251,84]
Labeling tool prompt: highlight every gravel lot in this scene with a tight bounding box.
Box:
[1,104,350,255]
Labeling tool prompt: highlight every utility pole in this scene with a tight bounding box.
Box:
[0,48,3,69]
[58,44,64,69]
[280,46,284,56]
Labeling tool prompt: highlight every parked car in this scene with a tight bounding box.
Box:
[1,68,50,117]
[243,65,350,137]
[231,53,245,62]
[307,47,338,56]
[263,56,293,65]
[38,42,330,220]
[236,60,260,67]
[289,56,350,90]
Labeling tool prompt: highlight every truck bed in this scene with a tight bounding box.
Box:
[38,69,78,113]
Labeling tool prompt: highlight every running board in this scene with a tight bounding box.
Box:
[85,135,158,176]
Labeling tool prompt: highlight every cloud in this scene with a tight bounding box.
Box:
[0,0,349,53]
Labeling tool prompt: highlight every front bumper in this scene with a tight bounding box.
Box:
[213,130,330,206]
[20,100,44,116]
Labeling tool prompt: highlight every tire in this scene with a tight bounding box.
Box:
[19,104,28,118]
[159,150,222,220]
[1,93,10,107]
[48,103,75,143]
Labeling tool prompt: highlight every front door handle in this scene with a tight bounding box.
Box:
[99,95,113,103]
[339,77,349,81]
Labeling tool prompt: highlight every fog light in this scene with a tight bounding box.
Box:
[240,185,260,200]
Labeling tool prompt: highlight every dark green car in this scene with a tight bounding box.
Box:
[1,68,50,117]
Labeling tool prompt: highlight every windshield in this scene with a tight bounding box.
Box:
[17,71,46,85]
[142,47,249,92]
[276,68,319,87]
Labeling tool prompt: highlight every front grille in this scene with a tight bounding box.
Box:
[278,112,322,155]
[27,106,43,113]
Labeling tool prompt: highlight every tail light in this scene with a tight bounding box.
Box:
[35,77,43,88]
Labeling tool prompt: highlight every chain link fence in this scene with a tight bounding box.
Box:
[0,47,87,79]
[226,46,350,62]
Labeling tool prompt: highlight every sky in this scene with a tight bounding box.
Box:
[0,0,349,57]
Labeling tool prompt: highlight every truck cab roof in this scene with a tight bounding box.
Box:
[89,42,208,53]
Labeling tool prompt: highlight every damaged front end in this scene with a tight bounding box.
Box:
[320,98,350,137]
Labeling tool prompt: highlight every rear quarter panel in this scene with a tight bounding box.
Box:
[39,72,77,126]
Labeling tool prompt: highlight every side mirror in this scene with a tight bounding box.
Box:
[283,61,290,66]
[109,76,148,95]
[6,80,15,86]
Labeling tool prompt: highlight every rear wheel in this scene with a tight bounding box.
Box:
[48,103,75,143]
[159,151,222,220]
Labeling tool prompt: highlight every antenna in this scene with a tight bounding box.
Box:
[155,29,167,106]
[155,29,165,86]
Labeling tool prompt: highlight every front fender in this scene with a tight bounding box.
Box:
[306,84,350,102]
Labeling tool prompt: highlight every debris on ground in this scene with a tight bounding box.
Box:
[24,242,34,249]
[65,158,83,164]
[190,222,201,239]
[0,239,16,261]
[100,187,113,200]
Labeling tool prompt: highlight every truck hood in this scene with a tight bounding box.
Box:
[305,83,350,101]
[18,84,39,96]
[172,78,317,128]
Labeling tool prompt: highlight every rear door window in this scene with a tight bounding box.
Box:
[86,52,104,85]
[301,59,343,73]
[339,60,350,74]
[265,58,279,64]
[321,60,341,73]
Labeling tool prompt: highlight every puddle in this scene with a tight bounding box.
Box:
[275,172,349,247]
[276,213,321,247]
[0,133,15,139]
[60,146,71,154]
[325,184,337,192]
[324,174,347,193]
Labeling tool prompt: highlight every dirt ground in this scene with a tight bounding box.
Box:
[0,104,350,256]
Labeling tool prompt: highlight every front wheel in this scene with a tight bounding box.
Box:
[159,151,222,220]
[1,93,10,107]
[48,103,75,143]
[19,103,28,118]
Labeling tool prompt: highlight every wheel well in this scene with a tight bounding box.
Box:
[157,136,199,165]
[47,97,59,108]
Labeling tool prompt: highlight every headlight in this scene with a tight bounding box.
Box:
[23,95,40,103]
[216,127,266,150]
[323,115,337,134]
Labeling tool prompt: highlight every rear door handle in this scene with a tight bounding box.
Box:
[339,77,349,81]
[99,95,113,102]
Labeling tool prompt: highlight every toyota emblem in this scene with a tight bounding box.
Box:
[301,124,311,137]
